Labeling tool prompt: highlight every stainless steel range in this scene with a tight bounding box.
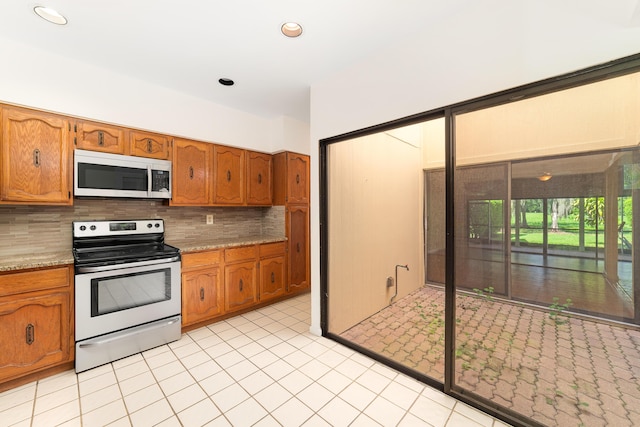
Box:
[72,219,181,373]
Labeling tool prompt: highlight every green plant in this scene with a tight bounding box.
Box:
[473,286,495,302]
[549,297,572,325]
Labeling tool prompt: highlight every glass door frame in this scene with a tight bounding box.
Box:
[319,52,640,427]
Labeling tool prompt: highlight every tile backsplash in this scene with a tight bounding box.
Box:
[0,199,285,258]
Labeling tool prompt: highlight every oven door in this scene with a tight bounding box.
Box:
[75,260,181,342]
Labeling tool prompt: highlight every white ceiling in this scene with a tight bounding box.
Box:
[1,1,639,124]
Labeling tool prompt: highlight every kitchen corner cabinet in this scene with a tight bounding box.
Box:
[129,130,172,160]
[0,266,73,385]
[1,106,72,205]
[224,246,258,312]
[259,242,286,302]
[213,145,245,205]
[171,138,211,206]
[274,152,311,293]
[74,120,127,155]
[246,151,273,205]
[181,250,224,327]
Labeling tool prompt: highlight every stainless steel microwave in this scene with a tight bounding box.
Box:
[74,149,171,199]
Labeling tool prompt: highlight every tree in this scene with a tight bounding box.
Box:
[573,197,604,227]
[520,200,528,227]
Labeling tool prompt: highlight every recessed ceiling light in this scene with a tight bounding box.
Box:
[219,78,234,86]
[281,22,303,38]
[33,6,68,25]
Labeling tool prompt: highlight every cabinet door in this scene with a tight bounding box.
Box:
[0,292,71,383]
[172,139,211,205]
[213,146,245,204]
[260,256,285,302]
[288,205,310,292]
[75,120,126,154]
[246,151,272,205]
[287,153,309,204]
[129,130,171,160]
[181,267,223,326]
[1,107,72,204]
[225,261,257,312]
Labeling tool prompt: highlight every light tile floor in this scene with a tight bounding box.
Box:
[0,294,512,426]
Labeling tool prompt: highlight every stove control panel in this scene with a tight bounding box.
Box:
[73,219,164,238]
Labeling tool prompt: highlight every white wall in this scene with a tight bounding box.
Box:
[327,132,422,334]
[308,0,640,334]
[0,35,309,154]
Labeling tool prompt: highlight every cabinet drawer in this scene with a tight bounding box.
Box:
[259,242,286,259]
[0,267,71,297]
[225,245,257,264]
[181,250,221,270]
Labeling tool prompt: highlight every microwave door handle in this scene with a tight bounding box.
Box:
[147,165,152,197]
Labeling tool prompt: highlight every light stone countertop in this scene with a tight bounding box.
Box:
[0,235,287,272]
[0,251,75,272]
[169,235,287,254]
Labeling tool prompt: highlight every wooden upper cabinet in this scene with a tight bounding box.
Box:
[75,120,126,154]
[129,130,171,160]
[246,151,272,205]
[1,106,72,205]
[171,139,211,206]
[213,145,245,205]
[273,152,310,205]
[287,153,309,204]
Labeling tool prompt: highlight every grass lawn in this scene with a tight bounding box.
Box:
[510,212,632,249]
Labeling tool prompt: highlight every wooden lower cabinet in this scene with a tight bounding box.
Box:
[287,205,310,292]
[225,261,257,312]
[181,251,223,327]
[180,241,296,329]
[224,246,258,313]
[0,266,73,386]
[259,242,286,302]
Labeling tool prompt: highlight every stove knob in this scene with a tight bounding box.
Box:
[90,225,96,231]
[79,225,86,231]
[155,223,160,228]
[147,223,153,228]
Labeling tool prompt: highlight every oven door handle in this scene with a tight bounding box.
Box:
[76,255,180,273]
[78,316,181,348]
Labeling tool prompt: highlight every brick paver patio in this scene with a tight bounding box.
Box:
[341,285,640,427]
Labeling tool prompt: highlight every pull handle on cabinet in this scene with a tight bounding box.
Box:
[189,166,194,180]
[200,287,205,301]
[26,324,35,345]
[257,173,262,184]
[98,131,104,146]
[33,149,41,167]
[239,279,243,292]
[226,170,231,182]
[147,139,152,153]
[271,272,275,283]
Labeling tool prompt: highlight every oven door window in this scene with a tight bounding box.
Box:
[91,268,171,316]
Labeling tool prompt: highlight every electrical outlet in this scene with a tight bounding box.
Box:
[206,214,213,225]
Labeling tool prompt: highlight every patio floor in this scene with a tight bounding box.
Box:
[341,285,640,427]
